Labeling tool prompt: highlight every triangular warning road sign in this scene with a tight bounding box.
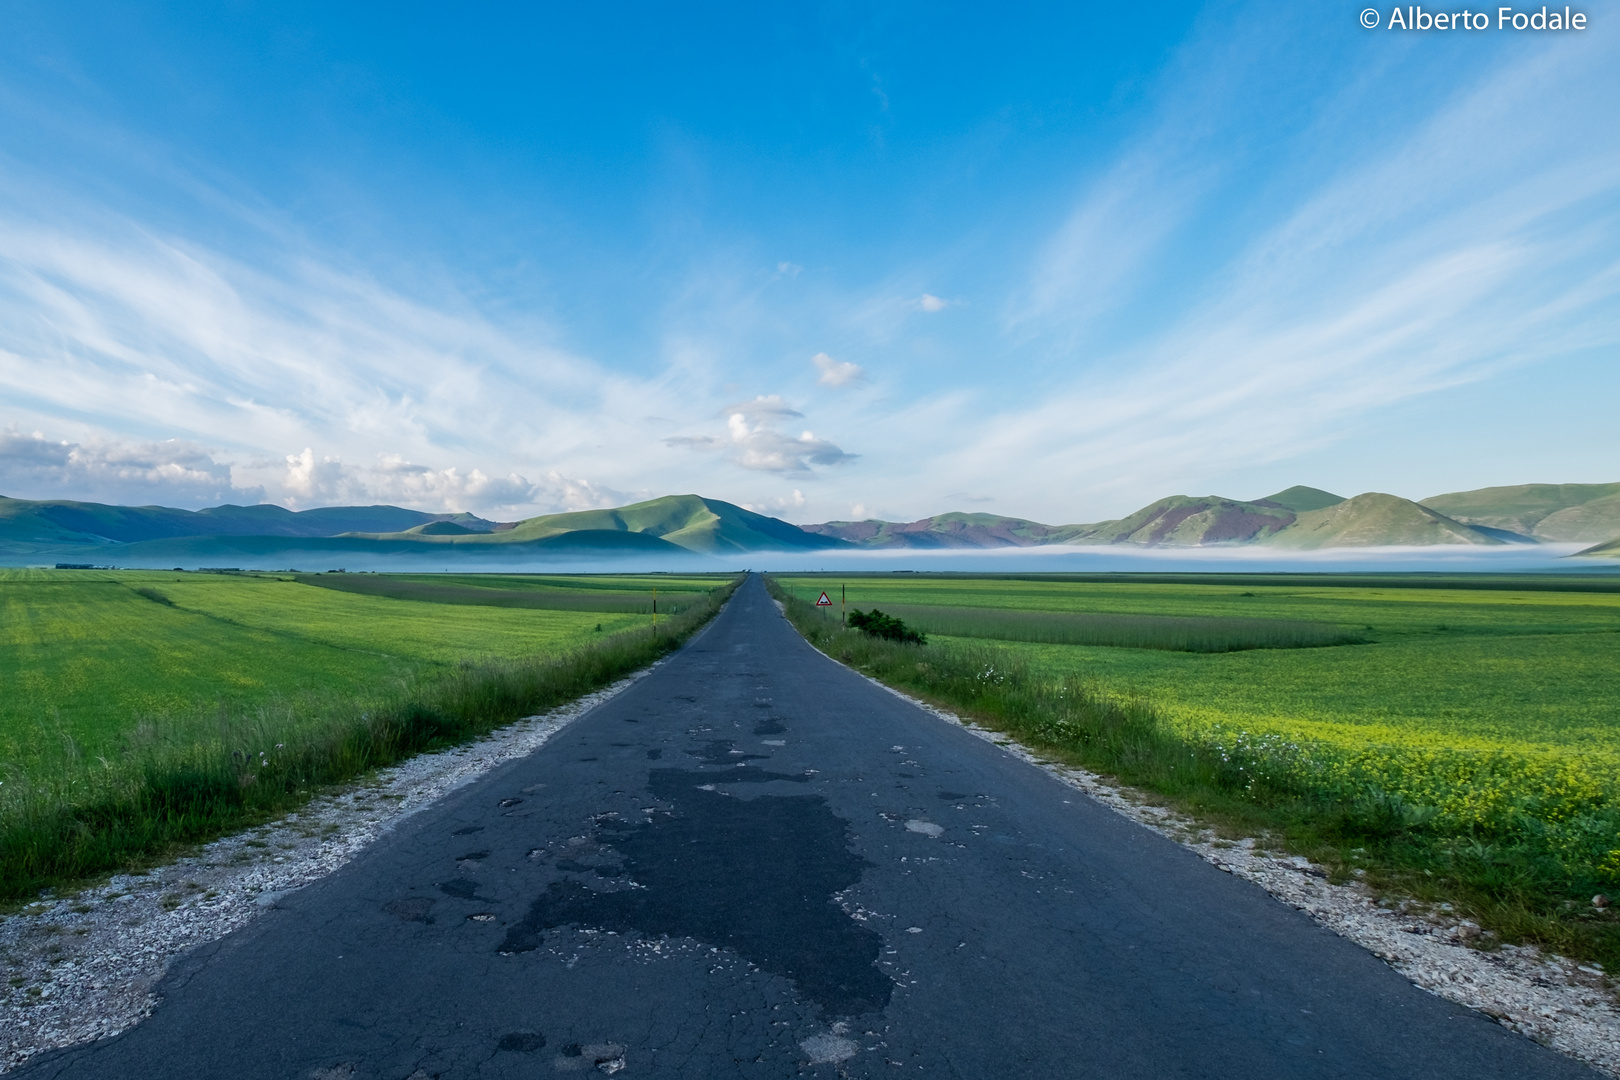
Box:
[815,592,833,606]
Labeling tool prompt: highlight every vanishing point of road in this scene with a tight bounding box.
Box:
[18,575,1600,1079]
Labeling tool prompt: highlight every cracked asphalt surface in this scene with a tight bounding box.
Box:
[18,575,1601,1079]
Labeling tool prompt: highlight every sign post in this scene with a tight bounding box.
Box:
[842,583,846,626]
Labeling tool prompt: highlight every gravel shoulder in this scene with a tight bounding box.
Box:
[0,664,659,1074]
[874,678,1620,1079]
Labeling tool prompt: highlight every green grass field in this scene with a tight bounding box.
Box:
[772,572,1620,964]
[775,574,1620,753]
[0,569,710,778]
[0,569,734,897]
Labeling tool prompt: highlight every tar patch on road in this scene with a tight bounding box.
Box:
[502,766,891,1018]
[438,878,491,901]
[496,1031,546,1052]
[384,897,435,923]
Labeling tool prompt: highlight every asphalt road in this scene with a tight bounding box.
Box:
[21,574,1599,1079]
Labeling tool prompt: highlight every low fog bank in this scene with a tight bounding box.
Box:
[745,543,1609,575]
[21,543,1615,576]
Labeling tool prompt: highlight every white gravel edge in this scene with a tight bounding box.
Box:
[866,676,1620,1077]
[0,662,661,1074]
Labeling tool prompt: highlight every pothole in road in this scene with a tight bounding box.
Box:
[501,767,891,1018]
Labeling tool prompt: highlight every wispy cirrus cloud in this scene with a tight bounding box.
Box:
[852,27,1620,520]
[0,192,763,516]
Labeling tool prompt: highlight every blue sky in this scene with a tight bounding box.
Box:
[0,1,1614,524]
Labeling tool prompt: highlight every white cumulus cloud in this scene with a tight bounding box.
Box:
[665,397,856,475]
[812,352,864,388]
[538,470,633,512]
[0,427,259,505]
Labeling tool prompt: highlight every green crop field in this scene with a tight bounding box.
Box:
[0,569,710,777]
[774,574,1620,747]
[0,568,734,897]
[772,572,1620,963]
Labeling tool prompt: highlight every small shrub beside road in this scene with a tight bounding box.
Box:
[847,608,926,644]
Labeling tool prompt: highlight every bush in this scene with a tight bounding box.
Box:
[847,608,926,644]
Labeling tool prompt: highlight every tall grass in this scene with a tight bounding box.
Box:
[767,577,1620,968]
[876,604,1365,652]
[0,576,739,901]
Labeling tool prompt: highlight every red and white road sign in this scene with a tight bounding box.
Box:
[816,592,833,606]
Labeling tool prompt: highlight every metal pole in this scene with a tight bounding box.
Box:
[653,586,658,631]
[841,583,846,626]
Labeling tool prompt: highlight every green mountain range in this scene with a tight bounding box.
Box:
[801,488,1351,548]
[805,487,1323,549]
[0,493,845,565]
[807,482,1620,552]
[3,482,1617,567]
[343,495,843,554]
[0,494,496,557]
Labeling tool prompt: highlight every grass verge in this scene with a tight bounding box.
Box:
[767,577,1620,971]
[0,575,740,902]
